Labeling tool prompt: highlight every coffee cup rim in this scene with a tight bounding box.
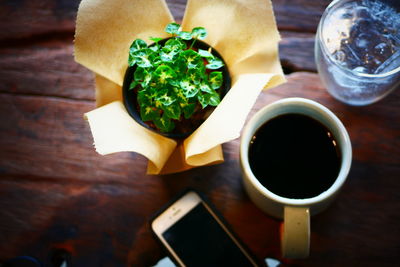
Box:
[240,97,352,206]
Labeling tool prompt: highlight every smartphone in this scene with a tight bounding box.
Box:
[151,190,259,266]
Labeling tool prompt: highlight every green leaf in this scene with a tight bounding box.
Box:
[178,31,192,40]
[196,64,208,80]
[187,69,201,85]
[130,39,147,52]
[197,90,221,108]
[149,52,162,67]
[160,47,178,62]
[199,82,212,93]
[149,37,163,43]
[170,57,186,75]
[182,103,196,119]
[129,40,148,66]
[165,38,186,51]
[198,49,214,58]
[134,67,145,81]
[133,67,152,88]
[197,93,209,108]
[143,76,152,88]
[129,80,138,90]
[191,27,207,40]
[209,71,223,89]
[181,50,202,69]
[206,57,224,69]
[163,102,181,120]
[137,89,153,106]
[173,87,188,104]
[180,79,199,98]
[132,49,154,68]
[154,99,163,109]
[154,113,175,132]
[208,90,221,106]
[165,22,180,35]
[156,89,176,106]
[128,54,136,67]
[149,44,160,52]
[140,105,159,122]
[154,65,176,84]
[168,78,180,87]
[160,48,176,62]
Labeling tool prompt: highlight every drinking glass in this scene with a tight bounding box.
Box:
[315,0,400,106]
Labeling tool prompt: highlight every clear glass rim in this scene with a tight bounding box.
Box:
[318,0,400,78]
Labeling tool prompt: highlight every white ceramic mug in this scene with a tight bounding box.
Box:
[240,97,352,258]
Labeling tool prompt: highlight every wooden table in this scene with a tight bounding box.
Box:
[0,0,399,266]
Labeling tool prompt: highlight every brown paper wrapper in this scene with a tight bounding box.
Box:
[75,0,285,174]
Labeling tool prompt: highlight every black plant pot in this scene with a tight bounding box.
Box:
[123,38,231,139]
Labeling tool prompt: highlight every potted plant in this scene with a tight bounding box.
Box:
[123,23,231,139]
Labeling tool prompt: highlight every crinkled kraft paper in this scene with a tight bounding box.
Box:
[74,0,285,174]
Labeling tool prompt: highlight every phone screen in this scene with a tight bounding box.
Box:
[162,202,255,266]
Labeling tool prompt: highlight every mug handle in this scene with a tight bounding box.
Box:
[281,206,310,258]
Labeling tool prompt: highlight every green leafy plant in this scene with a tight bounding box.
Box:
[127,22,225,133]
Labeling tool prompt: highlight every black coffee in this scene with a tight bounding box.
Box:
[248,113,341,199]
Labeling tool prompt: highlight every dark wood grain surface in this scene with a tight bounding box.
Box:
[0,0,399,266]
